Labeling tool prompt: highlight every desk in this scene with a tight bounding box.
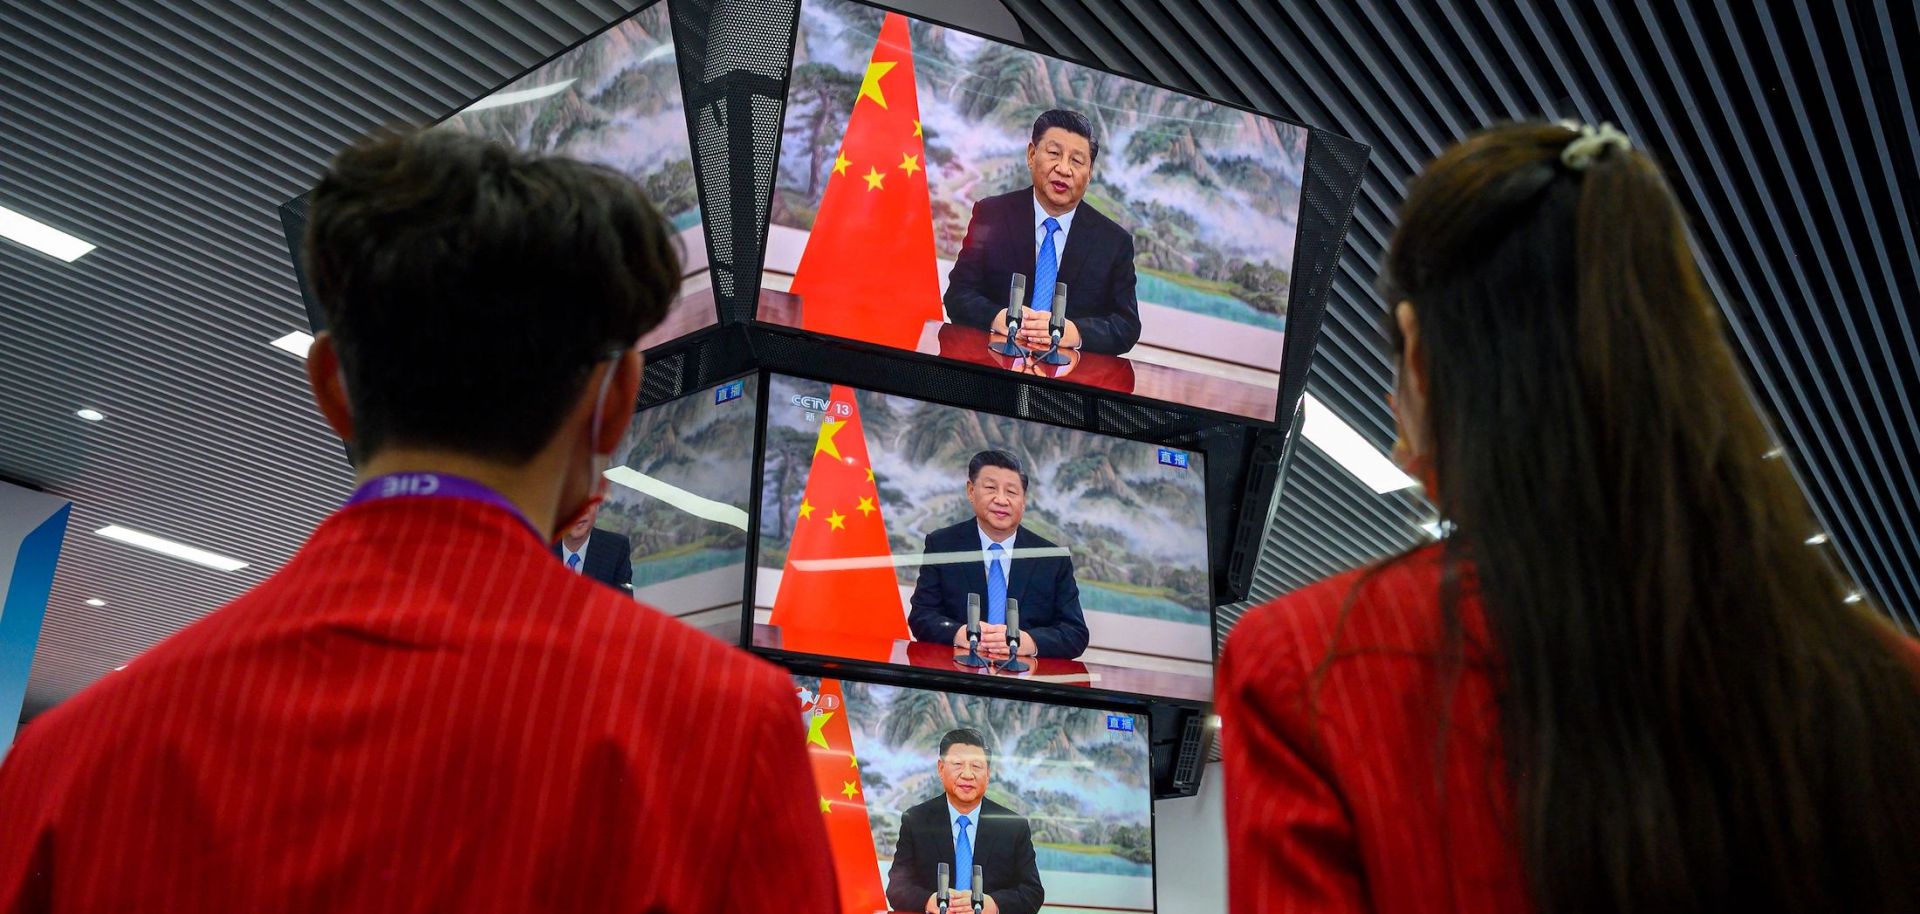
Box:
[752,623,1211,702]
[754,290,1278,422]
[638,285,719,351]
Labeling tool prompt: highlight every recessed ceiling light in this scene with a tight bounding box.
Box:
[0,202,97,262]
[1763,447,1785,460]
[269,331,315,358]
[1843,592,1864,604]
[1805,532,1829,545]
[1419,520,1446,540]
[112,664,128,672]
[1301,394,1420,494]
[95,524,249,571]
[75,408,105,422]
[84,598,106,607]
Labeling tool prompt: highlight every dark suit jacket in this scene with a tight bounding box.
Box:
[552,530,633,591]
[943,188,1142,355]
[885,795,1044,914]
[908,521,1089,660]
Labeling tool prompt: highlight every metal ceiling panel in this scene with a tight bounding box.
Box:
[1,0,627,717]
[3,0,1914,722]
[998,0,1920,632]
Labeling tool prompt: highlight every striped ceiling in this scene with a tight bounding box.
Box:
[1,0,1912,721]
[989,0,1920,630]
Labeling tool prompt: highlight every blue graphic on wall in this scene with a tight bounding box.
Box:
[0,483,73,756]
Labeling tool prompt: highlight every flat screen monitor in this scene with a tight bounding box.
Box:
[755,374,1214,703]
[760,0,1308,422]
[794,674,1155,913]
[437,0,714,352]
[579,375,758,642]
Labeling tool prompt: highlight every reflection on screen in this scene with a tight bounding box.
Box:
[438,0,716,352]
[793,675,1155,914]
[584,376,756,642]
[756,374,1213,702]
[761,0,1308,421]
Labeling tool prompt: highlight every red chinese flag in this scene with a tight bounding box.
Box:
[801,679,889,914]
[788,12,942,350]
[770,385,910,650]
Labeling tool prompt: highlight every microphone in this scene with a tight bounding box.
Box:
[972,865,986,913]
[990,273,1029,357]
[937,862,950,914]
[958,592,989,668]
[1035,282,1071,365]
[999,598,1030,672]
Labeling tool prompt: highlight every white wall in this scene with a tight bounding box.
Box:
[1153,761,1226,914]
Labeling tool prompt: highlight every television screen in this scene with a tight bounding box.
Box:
[794,675,1155,914]
[761,0,1308,422]
[439,0,714,352]
[570,376,757,642]
[755,374,1213,702]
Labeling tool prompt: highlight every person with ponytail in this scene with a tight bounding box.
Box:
[1218,122,1920,913]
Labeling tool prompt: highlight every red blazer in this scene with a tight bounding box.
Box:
[1218,544,1531,913]
[0,497,838,912]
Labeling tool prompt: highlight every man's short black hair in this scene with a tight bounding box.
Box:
[304,127,681,464]
[968,449,1029,490]
[1029,108,1099,165]
[939,728,990,762]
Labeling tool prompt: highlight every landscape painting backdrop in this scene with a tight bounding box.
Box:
[775,0,1309,335]
[797,675,1155,909]
[441,2,700,232]
[761,375,1212,629]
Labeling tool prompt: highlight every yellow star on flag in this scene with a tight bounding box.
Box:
[913,119,923,137]
[832,151,851,176]
[898,153,920,177]
[819,796,832,813]
[862,166,885,191]
[866,467,876,482]
[858,59,896,109]
[814,418,845,460]
[826,510,847,531]
[857,496,877,517]
[849,752,859,767]
[806,710,833,749]
[842,780,860,799]
[798,500,814,520]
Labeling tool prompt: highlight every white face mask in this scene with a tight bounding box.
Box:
[550,351,625,544]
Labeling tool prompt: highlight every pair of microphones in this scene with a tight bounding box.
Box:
[988,272,1070,365]
[937,862,985,914]
[960,592,1030,673]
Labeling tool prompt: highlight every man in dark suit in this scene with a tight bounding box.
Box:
[944,109,1141,356]
[552,502,633,591]
[908,450,1089,660]
[886,729,1044,914]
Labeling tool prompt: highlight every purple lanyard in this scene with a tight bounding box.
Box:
[343,473,545,542]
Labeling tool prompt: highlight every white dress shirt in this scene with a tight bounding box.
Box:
[977,525,1016,585]
[949,799,982,859]
[560,536,588,574]
[1032,192,1078,272]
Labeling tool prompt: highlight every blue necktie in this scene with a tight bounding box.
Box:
[986,543,1007,625]
[567,553,581,573]
[954,814,974,891]
[1032,217,1060,312]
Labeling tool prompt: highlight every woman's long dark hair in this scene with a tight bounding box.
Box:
[1381,123,1920,912]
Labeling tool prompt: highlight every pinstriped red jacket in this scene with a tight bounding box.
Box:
[1219,544,1531,913]
[0,497,838,912]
